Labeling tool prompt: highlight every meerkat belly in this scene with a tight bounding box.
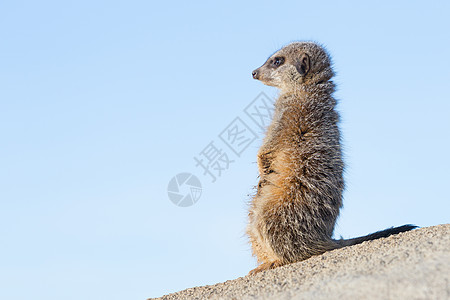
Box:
[254,190,338,263]
[255,146,340,258]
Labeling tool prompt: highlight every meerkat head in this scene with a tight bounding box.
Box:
[252,42,334,92]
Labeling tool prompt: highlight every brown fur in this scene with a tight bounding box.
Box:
[247,41,415,275]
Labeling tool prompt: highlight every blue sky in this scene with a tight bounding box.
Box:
[1,1,449,299]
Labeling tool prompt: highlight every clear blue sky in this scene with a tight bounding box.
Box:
[1,1,449,299]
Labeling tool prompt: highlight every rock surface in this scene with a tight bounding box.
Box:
[151,224,450,300]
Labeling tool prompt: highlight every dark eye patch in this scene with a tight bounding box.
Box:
[271,57,285,68]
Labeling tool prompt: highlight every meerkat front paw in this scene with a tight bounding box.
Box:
[248,260,284,275]
[257,150,275,175]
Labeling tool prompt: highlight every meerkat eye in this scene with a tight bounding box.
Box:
[272,57,285,67]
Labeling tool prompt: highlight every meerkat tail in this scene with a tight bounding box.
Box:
[334,224,418,247]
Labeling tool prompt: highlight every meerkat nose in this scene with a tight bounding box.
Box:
[252,70,259,79]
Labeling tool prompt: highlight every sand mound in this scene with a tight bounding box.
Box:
[151,224,450,300]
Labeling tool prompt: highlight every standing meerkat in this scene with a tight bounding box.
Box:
[247,41,415,275]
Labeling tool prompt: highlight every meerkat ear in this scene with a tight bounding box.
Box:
[296,53,310,76]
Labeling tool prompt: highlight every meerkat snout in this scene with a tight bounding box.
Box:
[251,56,286,85]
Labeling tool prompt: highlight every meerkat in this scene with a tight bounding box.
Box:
[247,41,416,275]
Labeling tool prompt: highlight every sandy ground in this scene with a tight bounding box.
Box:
[151,224,450,300]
